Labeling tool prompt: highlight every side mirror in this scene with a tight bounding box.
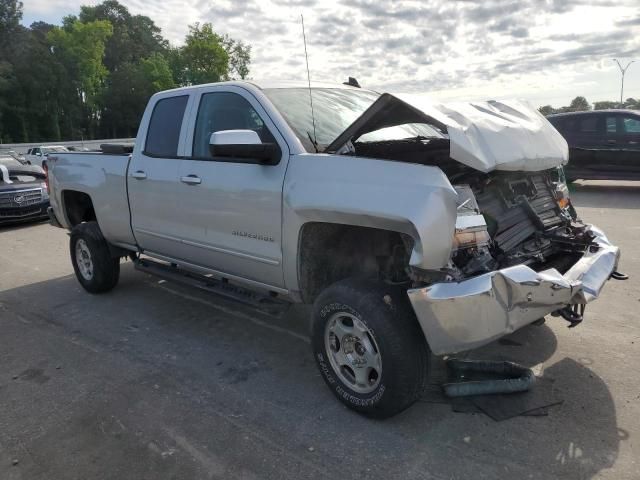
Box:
[209,130,279,165]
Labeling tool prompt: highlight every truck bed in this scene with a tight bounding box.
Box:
[48,151,136,247]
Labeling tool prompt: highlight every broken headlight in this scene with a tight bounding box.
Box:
[453,185,490,250]
[552,167,570,210]
[451,185,496,276]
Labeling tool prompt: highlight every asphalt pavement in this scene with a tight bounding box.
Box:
[0,180,639,479]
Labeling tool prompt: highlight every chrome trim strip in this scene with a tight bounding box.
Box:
[134,228,280,266]
[142,250,289,295]
[0,188,43,194]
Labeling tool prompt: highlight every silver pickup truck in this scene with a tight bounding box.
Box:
[47,80,621,418]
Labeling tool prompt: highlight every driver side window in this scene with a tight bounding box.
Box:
[192,92,276,159]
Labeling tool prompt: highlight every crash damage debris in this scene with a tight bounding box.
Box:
[439,359,563,421]
[443,359,536,397]
[466,377,562,421]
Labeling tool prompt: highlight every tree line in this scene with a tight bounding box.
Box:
[539,96,640,115]
[0,0,251,143]
[2,0,638,143]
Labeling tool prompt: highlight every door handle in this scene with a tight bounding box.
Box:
[607,139,617,144]
[629,141,638,145]
[131,170,147,180]
[180,175,202,185]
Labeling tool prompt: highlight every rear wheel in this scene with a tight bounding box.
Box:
[312,278,429,418]
[70,221,120,293]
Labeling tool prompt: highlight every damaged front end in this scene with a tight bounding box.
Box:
[407,169,620,355]
[318,89,621,355]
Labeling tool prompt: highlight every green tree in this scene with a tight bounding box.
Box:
[74,1,174,138]
[0,59,14,141]
[0,1,252,143]
[222,34,251,80]
[78,0,168,71]
[174,23,252,85]
[48,20,113,109]
[593,101,617,110]
[0,0,23,140]
[567,96,591,112]
[101,53,175,137]
[48,19,112,137]
[538,105,555,116]
[180,23,230,85]
[166,45,187,86]
[5,21,74,142]
[140,53,175,91]
[0,0,23,48]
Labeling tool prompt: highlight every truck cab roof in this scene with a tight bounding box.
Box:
[150,80,367,98]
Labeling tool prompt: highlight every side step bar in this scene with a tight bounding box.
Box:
[135,257,290,316]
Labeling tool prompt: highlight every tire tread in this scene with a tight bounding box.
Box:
[312,278,429,418]
[70,221,120,294]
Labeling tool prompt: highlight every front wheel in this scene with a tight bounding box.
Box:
[312,278,429,418]
[70,221,120,293]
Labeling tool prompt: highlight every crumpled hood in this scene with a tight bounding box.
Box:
[326,93,568,173]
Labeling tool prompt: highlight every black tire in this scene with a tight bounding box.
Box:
[70,221,120,294]
[312,278,429,418]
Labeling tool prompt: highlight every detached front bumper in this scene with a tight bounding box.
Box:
[407,226,620,355]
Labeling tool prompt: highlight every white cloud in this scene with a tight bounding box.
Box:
[21,0,640,107]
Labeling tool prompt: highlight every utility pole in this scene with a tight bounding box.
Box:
[613,59,635,107]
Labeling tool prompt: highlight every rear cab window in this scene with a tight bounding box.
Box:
[144,95,189,157]
[548,116,575,135]
[578,115,599,133]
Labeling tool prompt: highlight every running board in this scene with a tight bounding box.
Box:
[135,257,290,316]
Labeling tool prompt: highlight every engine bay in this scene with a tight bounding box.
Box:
[448,169,597,280]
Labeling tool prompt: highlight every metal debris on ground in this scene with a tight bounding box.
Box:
[443,359,536,397]
[440,358,563,421]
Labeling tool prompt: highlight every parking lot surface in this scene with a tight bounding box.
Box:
[1,181,639,479]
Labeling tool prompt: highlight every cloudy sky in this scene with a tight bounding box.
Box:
[22,0,640,107]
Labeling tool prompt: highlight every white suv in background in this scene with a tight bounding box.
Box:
[25,145,69,167]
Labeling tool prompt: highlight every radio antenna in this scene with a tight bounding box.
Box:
[301,14,318,151]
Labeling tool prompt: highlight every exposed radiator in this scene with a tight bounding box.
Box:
[475,174,565,253]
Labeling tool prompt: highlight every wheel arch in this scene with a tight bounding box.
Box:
[296,221,415,304]
[281,154,459,299]
[61,190,97,227]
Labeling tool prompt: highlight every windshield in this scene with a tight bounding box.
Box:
[264,87,446,152]
[264,88,379,150]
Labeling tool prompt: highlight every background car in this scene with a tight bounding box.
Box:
[547,110,640,181]
[0,154,49,225]
[0,148,26,164]
[25,145,69,168]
